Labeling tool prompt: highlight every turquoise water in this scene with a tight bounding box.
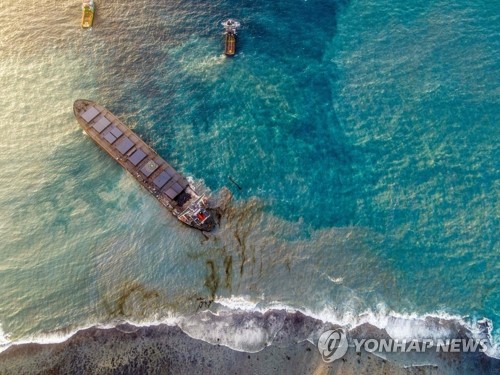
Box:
[0,0,498,360]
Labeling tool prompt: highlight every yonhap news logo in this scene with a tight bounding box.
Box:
[317,328,348,363]
[317,328,489,363]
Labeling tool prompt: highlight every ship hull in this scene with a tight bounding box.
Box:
[81,6,94,28]
[224,33,236,56]
[73,100,215,231]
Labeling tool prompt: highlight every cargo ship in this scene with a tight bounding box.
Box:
[81,0,95,29]
[222,19,240,56]
[73,100,215,231]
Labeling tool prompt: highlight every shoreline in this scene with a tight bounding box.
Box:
[0,312,498,374]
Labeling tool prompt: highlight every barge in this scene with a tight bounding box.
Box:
[81,0,95,29]
[73,100,215,231]
[222,19,240,56]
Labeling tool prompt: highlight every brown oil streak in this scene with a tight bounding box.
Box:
[104,281,161,318]
[234,232,246,276]
[204,260,219,300]
[223,255,233,289]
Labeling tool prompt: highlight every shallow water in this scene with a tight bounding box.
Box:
[0,0,498,361]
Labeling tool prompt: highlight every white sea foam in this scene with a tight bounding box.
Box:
[0,300,498,360]
[178,315,272,353]
[326,275,344,284]
[0,315,181,355]
[0,323,11,351]
[211,295,500,358]
[215,295,459,337]
[215,295,259,311]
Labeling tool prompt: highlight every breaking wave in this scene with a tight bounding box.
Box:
[0,323,10,350]
[1,299,498,362]
[208,296,499,359]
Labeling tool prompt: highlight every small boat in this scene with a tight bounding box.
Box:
[81,0,95,29]
[222,19,240,56]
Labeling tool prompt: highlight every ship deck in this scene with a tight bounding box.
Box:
[82,8,94,28]
[74,100,198,215]
[225,33,236,56]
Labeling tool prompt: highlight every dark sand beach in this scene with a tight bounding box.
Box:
[1,312,498,374]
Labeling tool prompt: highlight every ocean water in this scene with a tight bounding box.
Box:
[0,0,498,364]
